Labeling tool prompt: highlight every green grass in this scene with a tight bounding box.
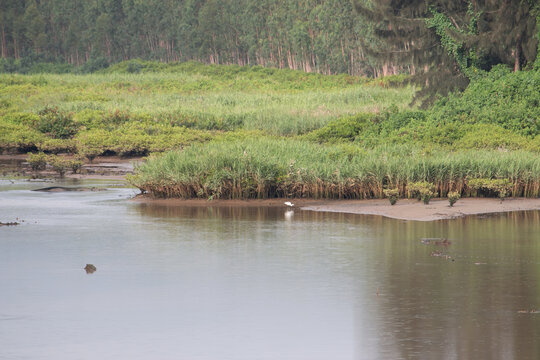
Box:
[1,61,539,200]
[0,64,414,137]
[129,138,540,199]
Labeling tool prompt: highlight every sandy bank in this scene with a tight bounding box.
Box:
[133,196,540,221]
[301,198,540,221]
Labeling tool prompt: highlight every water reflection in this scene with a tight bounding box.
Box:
[134,204,540,359]
[362,211,540,360]
[1,182,540,359]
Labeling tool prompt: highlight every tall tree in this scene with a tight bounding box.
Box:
[352,0,539,101]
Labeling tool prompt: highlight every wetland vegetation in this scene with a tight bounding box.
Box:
[1,61,539,200]
[0,62,540,198]
[1,1,539,201]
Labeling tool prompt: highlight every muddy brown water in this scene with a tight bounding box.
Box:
[1,178,540,359]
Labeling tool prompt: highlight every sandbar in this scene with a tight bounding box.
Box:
[133,196,540,221]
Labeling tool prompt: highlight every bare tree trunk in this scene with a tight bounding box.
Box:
[1,24,6,58]
[514,38,520,72]
[382,62,389,76]
[13,35,18,59]
[106,35,111,58]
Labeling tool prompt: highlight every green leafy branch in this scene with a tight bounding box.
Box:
[426,3,484,80]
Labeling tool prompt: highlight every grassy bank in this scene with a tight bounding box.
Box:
[0,62,413,158]
[129,139,540,199]
[2,61,539,199]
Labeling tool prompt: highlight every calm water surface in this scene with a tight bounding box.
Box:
[1,179,539,359]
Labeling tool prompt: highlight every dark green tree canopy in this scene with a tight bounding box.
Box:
[0,0,377,76]
[0,0,538,81]
[352,0,539,100]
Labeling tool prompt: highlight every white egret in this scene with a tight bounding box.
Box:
[284,201,294,207]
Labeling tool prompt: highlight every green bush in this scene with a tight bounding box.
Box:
[27,152,48,171]
[420,188,434,204]
[304,113,378,142]
[27,153,84,176]
[36,106,78,139]
[36,138,76,153]
[383,188,399,205]
[448,191,460,207]
[429,65,540,137]
[380,110,427,135]
[468,178,512,199]
[70,158,84,173]
[408,181,435,200]
[48,155,70,177]
[0,122,44,152]
[454,124,532,150]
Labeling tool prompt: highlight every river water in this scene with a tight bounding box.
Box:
[1,179,539,359]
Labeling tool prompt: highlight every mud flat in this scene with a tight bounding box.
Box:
[301,198,540,221]
[133,196,540,221]
[0,154,141,180]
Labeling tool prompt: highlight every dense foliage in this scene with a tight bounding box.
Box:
[127,63,540,200]
[129,139,540,199]
[1,60,539,199]
[0,62,414,156]
[0,0,377,76]
[1,0,537,84]
[352,0,539,100]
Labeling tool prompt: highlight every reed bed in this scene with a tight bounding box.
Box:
[129,139,540,199]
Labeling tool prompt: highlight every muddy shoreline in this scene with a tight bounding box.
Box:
[3,154,540,221]
[0,154,142,180]
[133,196,540,221]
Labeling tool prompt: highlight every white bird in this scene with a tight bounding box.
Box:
[284,201,294,207]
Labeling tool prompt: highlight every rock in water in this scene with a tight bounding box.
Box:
[84,264,97,274]
[33,186,104,192]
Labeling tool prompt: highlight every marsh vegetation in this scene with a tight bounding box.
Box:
[1,62,539,200]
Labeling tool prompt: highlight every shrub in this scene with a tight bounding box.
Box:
[36,106,78,139]
[37,138,76,154]
[468,178,512,199]
[383,188,399,205]
[420,188,434,204]
[448,191,460,207]
[70,158,84,173]
[429,65,540,137]
[27,152,48,171]
[0,122,43,152]
[303,114,378,142]
[48,155,70,177]
[454,124,531,150]
[408,181,435,200]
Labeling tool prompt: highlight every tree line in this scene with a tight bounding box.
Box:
[0,0,538,80]
[0,0,378,75]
